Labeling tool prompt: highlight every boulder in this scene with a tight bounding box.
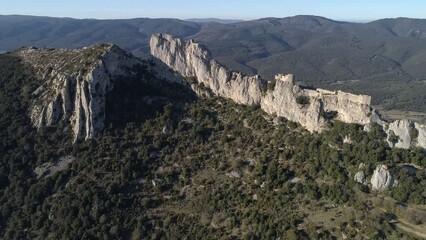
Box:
[371,165,397,191]
[354,171,366,184]
[386,119,413,149]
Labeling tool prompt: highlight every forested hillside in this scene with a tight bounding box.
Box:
[0,52,425,239]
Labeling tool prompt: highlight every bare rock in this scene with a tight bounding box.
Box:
[260,79,327,132]
[17,44,142,142]
[386,119,413,149]
[150,34,372,133]
[34,155,75,179]
[383,120,426,149]
[354,171,366,184]
[371,165,397,191]
[343,135,353,144]
[415,122,426,149]
[150,34,265,105]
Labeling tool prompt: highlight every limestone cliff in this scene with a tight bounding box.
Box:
[150,34,264,105]
[354,171,366,184]
[376,118,426,149]
[260,77,327,132]
[16,44,142,142]
[150,34,371,133]
[150,33,426,148]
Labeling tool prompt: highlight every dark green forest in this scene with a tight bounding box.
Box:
[0,53,425,239]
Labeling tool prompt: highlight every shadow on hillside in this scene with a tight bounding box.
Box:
[105,61,196,128]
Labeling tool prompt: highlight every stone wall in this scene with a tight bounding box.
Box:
[275,74,294,84]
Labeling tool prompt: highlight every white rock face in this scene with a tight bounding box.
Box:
[386,119,413,149]
[343,135,353,144]
[150,34,426,149]
[260,80,327,132]
[415,123,426,149]
[150,34,372,133]
[382,119,426,149]
[371,165,396,191]
[150,34,265,105]
[17,44,142,142]
[354,171,366,184]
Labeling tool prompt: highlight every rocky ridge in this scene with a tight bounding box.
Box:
[150,35,265,106]
[150,33,426,148]
[14,36,426,148]
[16,44,142,142]
[150,34,372,133]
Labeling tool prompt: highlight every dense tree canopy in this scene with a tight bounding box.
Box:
[0,53,425,239]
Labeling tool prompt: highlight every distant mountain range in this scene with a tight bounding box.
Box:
[1,14,426,112]
[185,18,243,24]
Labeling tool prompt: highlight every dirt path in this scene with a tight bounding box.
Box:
[395,219,426,239]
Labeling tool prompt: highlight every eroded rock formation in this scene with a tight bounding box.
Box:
[354,171,366,184]
[150,34,264,105]
[150,33,426,148]
[381,119,426,149]
[371,165,397,191]
[14,34,426,148]
[150,34,372,132]
[16,44,142,142]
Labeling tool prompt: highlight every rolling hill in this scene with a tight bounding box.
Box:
[1,14,426,112]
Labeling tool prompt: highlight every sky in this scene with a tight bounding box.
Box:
[0,0,425,21]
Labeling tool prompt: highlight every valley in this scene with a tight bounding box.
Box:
[2,15,426,112]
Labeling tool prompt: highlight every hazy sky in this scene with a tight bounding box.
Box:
[1,0,425,21]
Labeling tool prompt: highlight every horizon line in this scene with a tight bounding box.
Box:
[1,13,419,23]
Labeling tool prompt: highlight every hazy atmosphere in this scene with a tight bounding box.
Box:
[1,0,426,21]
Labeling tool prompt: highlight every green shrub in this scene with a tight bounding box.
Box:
[296,95,310,105]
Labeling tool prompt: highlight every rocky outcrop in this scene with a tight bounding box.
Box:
[150,34,372,132]
[16,44,142,142]
[150,33,426,148]
[386,119,413,148]
[34,155,75,179]
[260,77,326,132]
[415,123,426,149]
[354,163,366,184]
[354,171,366,184]
[150,34,264,105]
[371,165,397,191]
[379,119,426,149]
